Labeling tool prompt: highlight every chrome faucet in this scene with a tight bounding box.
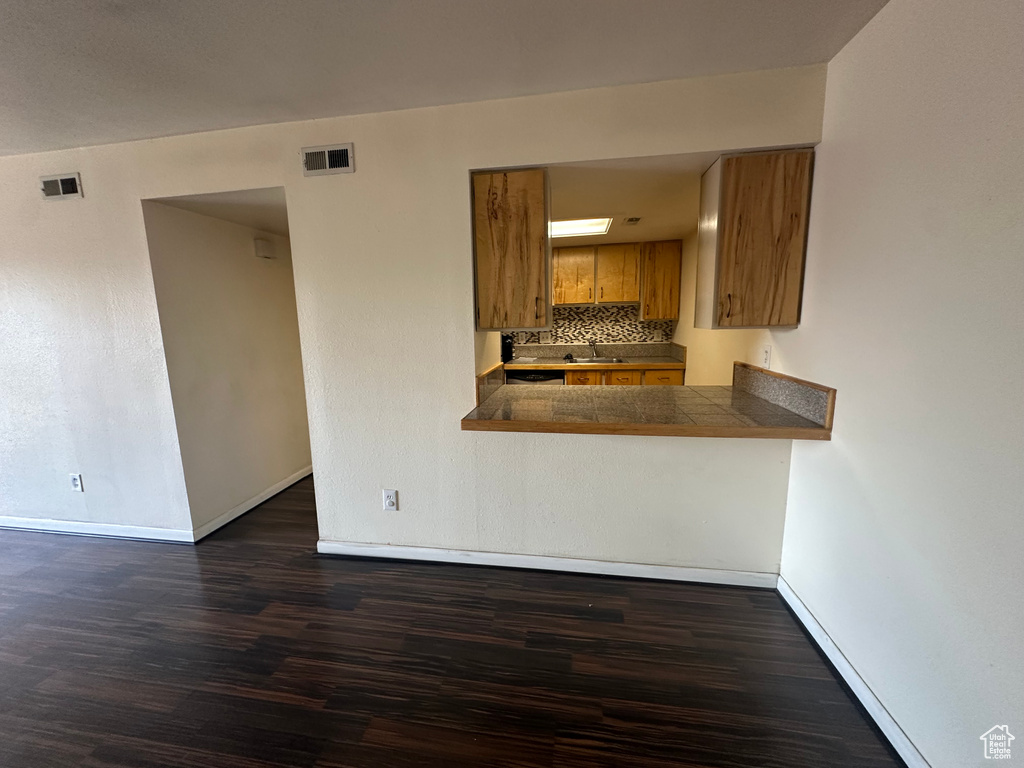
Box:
[588,339,599,358]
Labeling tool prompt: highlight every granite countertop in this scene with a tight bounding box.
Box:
[461,384,830,440]
[504,356,684,369]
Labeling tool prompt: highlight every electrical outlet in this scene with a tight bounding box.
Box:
[539,331,552,344]
[382,489,398,511]
[515,332,527,344]
[652,330,664,342]
[760,344,772,369]
[70,473,84,492]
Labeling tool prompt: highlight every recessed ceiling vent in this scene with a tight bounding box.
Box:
[302,143,355,176]
[622,216,642,226]
[40,172,83,199]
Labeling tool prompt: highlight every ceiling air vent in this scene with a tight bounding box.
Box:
[302,143,355,176]
[622,216,642,226]
[40,172,83,199]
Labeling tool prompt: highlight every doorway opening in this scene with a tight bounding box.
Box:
[142,187,315,542]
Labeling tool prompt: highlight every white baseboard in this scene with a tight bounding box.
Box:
[0,465,313,545]
[0,516,194,543]
[777,576,928,768]
[316,540,779,589]
[191,465,313,541]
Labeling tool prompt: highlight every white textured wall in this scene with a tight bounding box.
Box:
[0,157,192,533]
[287,67,827,572]
[0,65,825,570]
[142,202,310,530]
[776,1,1024,765]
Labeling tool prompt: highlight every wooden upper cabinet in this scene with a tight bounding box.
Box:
[696,149,813,328]
[552,246,595,305]
[596,243,641,303]
[472,169,549,330]
[640,240,681,320]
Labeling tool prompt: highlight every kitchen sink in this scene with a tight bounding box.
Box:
[568,357,624,364]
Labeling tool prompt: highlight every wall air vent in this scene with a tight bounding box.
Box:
[622,216,642,225]
[302,143,355,176]
[40,172,83,199]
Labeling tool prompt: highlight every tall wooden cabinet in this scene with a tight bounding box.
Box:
[472,168,549,330]
[640,240,682,320]
[695,148,813,328]
[552,246,595,304]
[596,243,641,303]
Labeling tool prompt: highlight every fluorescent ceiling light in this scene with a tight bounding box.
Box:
[550,217,612,238]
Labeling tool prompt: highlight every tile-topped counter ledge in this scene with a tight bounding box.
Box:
[506,342,686,370]
[462,362,836,440]
[504,357,684,370]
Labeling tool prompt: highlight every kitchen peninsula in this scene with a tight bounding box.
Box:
[464,362,836,440]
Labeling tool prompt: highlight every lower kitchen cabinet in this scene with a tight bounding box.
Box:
[566,370,603,386]
[643,370,684,386]
[509,366,685,386]
[605,370,641,386]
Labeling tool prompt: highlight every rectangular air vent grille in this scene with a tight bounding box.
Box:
[40,172,83,199]
[623,216,642,225]
[302,143,354,176]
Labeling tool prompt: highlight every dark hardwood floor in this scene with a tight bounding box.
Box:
[0,476,903,767]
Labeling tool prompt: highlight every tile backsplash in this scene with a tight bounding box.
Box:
[517,305,674,344]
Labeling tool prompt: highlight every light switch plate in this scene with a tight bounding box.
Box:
[760,344,772,369]
[70,473,84,492]
[652,330,664,342]
[382,489,398,511]
[515,332,527,344]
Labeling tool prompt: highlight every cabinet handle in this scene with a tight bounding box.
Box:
[589,287,592,299]
[535,296,540,319]
[645,303,649,316]
[726,293,732,318]
[600,287,604,299]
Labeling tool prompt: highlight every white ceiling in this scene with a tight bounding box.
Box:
[151,187,290,236]
[549,152,721,246]
[0,0,887,156]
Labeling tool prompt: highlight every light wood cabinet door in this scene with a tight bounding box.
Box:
[716,149,812,327]
[566,370,602,386]
[605,370,641,386]
[473,169,548,329]
[643,370,684,386]
[552,246,596,305]
[640,240,681,320]
[596,243,641,303]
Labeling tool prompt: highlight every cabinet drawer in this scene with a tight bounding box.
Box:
[566,370,603,386]
[643,370,684,386]
[604,370,641,386]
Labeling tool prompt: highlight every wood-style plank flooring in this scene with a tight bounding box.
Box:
[0,477,904,767]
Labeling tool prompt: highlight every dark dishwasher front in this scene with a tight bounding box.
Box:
[505,370,565,385]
